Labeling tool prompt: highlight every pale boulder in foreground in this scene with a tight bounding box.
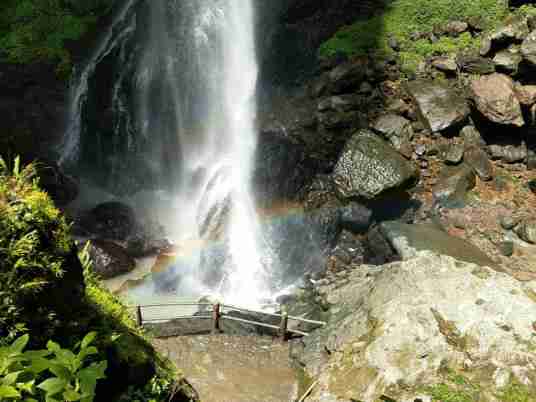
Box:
[297,252,536,402]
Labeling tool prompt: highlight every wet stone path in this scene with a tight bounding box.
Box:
[152,335,299,402]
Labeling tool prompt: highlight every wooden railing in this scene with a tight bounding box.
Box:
[133,301,326,341]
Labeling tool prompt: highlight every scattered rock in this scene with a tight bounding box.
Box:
[460,125,486,149]
[445,21,469,36]
[457,53,496,74]
[489,143,527,163]
[443,143,465,165]
[370,114,414,157]
[471,73,524,127]
[481,16,530,56]
[499,215,520,230]
[388,36,400,51]
[514,83,536,106]
[339,202,373,233]
[516,219,536,244]
[359,81,374,94]
[327,60,367,94]
[493,49,522,74]
[498,240,514,257]
[528,150,536,170]
[404,80,469,133]
[327,230,366,272]
[529,179,536,194]
[521,29,536,65]
[464,146,494,181]
[88,240,136,279]
[432,164,476,207]
[317,110,362,129]
[317,94,362,112]
[332,130,419,200]
[431,56,458,72]
[386,98,411,115]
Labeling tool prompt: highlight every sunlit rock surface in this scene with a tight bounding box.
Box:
[333,129,419,199]
[295,252,536,402]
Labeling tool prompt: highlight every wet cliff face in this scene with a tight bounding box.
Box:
[0,61,67,161]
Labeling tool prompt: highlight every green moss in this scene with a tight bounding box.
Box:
[319,0,510,74]
[0,157,75,344]
[498,381,536,402]
[424,369,536,402]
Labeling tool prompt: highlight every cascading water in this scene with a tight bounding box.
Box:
[60,0,331,309]
[59,0,137,166]
[156,0,272,306]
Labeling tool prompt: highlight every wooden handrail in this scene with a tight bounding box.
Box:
[133,301,326,340]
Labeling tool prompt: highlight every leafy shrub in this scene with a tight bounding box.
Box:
[0,157,81,345]
[0,0,115,75]
[319,0,510,73]
[0,157,196,401]
[0,332,107,401]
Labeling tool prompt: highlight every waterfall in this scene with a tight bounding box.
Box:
[136,0,271,306]
[60,0,274,307]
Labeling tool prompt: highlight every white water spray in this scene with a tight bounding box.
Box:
[137,0,270,307]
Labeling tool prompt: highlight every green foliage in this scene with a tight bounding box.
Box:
[0,157,192,401]
[117,375,178,402]
[497,381,536,402]
[0,0,115,75]
[426,372,480,402]
[319,0,509,73]
[424,370,536,402]
[0,332,107,402]
[0,156,73,344]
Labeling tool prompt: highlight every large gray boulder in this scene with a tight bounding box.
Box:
[332,130,419,200]
[297,252,536,402]
[405,80,469,133]
[471,73,524,127]
[379,221,496,267]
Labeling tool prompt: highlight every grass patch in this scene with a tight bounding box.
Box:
[319,0,511,74]
[424,370,536,402]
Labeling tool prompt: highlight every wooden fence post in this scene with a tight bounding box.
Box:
[136,305,142,327]
[212,302,221,334]
[279,309,288,342]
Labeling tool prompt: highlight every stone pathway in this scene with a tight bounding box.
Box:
[152,335,299,402]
